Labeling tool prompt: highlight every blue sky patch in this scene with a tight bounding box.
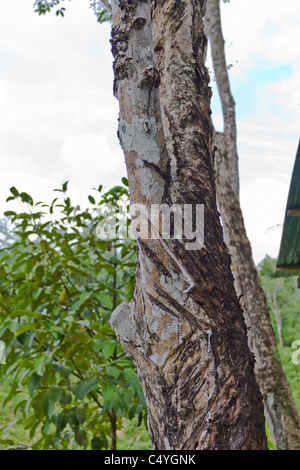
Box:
[211,57,293,124]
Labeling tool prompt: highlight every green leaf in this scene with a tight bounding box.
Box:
[88,195,96,205]
[56,414,68,433]
[35,265,44,281]
[49,386,64,403]
[102,382,115,403]
[75,429,87,446]
[10,186,19,197]
[10,310,38,319]
[67,411,78,426]
[28,373,42,396]
[268,440,276,450]
[29,420,40,440]
[32,287,44,300]
[60,392,72,405]
[124,369,139,390]
[107,366,120,379]
[91,436,107,450]
[34,354,47,376]
[128,403,144,420]
[15,212,32,219]
[23,415,38,430]
[42,392,55,420]
[101,340,116,360]
[73,376,100,400]
[15,324,35,337]
[75,407,87,424]
[59,288,68,305]
[4,211,17,217]
[124,369,145,406]
[40,240,49,255]
[52,362,72,378]
[97,293,113,310]
[20,192,33,204]
[62,181,68,192]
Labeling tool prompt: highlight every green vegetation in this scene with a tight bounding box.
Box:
[0,184,298,450]
[33,1,112,24]
[258,255,300,410]
[0,181,150,450]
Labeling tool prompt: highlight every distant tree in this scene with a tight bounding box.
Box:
[205,0,300,449]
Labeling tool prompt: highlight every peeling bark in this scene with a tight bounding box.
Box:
[205,0,300,450]
[110,0,267,450]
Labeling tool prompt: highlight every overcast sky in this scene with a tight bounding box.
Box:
[0,0,299,263]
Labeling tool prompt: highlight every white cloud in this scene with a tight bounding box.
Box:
[221,0,300,76]
[264,71,300,117]
[236,120,298,262]
[0,0,125,211]
[240,176,286,263]
[0,80,6,106]
[59,133,125,204]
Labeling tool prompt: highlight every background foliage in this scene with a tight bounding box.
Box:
[33,0,112,24]
[258,256,300,409]
[0,181,151,450]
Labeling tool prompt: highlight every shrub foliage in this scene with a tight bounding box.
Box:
[0,181,147,450]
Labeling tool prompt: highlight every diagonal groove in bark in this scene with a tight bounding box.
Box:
[110,0,267,449]
[205,0,300,450]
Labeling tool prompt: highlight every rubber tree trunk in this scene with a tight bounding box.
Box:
[205,0,300,450]
[110,0,267,450]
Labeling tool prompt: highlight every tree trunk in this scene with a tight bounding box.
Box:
[266,283,283,348]
[109,0,267,450]
[205,0,300,450]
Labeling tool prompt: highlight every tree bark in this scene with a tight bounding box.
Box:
[109,0,267,450]
[205,0,300,450]
[266,283,283,348]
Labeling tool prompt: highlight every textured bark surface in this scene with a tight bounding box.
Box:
[206,0,300,450]
[110,0,267,450]
[204,0,239,197]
